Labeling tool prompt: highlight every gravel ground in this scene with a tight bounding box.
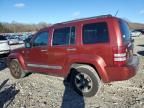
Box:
[0,36,144,108]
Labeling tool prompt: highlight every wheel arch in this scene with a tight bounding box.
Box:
[67,61,109,83]
[7,53,27,70]
[69,63,100,79]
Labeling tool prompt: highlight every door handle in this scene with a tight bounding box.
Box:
[67,48,77,51]
[41,49,48,52]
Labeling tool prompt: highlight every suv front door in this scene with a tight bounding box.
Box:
[25,31,49,73]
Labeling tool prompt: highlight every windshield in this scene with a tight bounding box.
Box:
[119,20,130,42]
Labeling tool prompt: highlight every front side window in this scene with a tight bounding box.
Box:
[53,27,75,46]
[83,22,109,44]
[33,32,48,47]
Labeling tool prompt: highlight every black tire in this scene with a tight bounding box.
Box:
[70,65,101,97]
[9,59,26,79]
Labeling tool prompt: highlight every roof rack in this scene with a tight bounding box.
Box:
[55,14,112,25]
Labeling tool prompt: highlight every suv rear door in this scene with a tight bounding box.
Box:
[47,26,76,76]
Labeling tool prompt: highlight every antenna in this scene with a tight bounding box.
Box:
[115,9,119,16]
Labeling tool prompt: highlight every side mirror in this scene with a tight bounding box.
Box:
[25,42,31,48]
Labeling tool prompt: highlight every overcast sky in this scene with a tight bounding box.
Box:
[0,0,144,24]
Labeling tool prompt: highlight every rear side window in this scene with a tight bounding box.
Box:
[119,20,130,42]
[53,27,75,46]
[83,22,109,44]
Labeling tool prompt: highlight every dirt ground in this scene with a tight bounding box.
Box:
[0,36,144,108]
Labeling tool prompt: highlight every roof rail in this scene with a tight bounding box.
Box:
[60,14,112,24]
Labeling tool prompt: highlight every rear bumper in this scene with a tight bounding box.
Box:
[105,55,139,82]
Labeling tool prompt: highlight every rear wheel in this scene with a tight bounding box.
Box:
[9,59,26,79]
[70,65,101,97]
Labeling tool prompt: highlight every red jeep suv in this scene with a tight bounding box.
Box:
[7,15,139,97]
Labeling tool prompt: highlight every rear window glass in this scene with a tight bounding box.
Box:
[83,22,109,44]
[119,20,130,42]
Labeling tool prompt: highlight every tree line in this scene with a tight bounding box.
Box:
[128,23,144,30]
[0,22,50,33]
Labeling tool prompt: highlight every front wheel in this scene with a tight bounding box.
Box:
[9,59,26,79]
[70,65,101,97]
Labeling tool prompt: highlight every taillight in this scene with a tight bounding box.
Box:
[113,46,127,66]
